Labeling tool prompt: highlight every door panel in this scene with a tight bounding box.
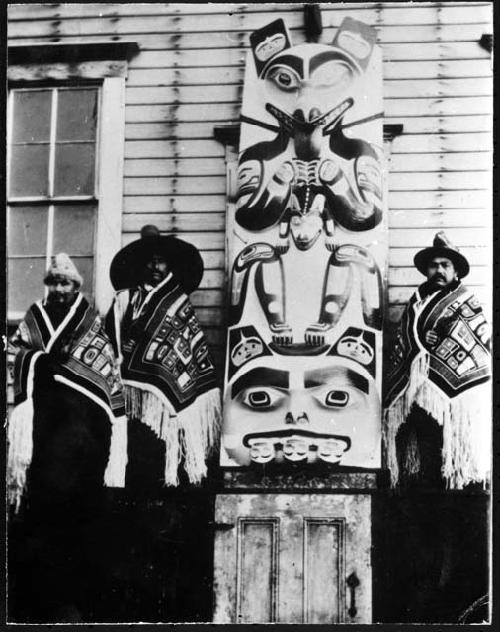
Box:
[237,519,278,623]
[213,493,371,623]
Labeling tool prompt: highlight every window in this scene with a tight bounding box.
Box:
[7,42,139,323]
[7,86,99,318]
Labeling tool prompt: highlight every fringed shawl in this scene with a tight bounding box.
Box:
[384,281,491,489]
[106,274,222,485]
[7,294,127,511]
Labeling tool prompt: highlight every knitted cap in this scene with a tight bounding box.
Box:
[44,253,83,287]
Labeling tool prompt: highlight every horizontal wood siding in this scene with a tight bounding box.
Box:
[8,2,493,376]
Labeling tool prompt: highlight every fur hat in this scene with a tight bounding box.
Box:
[44,253,83,287]
[414,231,469,279]
[110,225,204,294]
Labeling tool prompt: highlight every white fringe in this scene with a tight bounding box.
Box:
[104,415,128,488]
[384,352,491,489]
[7,398,34,513]
[124,385,222,486]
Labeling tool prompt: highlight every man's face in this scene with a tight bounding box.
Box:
[143,253,169,287]
[426,257,457,289]
[45,276,79,307]
[222,356,380,467]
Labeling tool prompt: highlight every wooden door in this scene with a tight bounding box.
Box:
[213,493,371,624]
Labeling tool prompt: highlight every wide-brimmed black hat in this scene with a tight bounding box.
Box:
[414,231,469,279]
[110,225,204,293]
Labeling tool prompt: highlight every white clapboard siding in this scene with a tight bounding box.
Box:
[124,77,492,104]
[7,5,493,39]
[389,246,490,268]
[8,3,490,21]
[123,115,493,141]
[8,2,493,371]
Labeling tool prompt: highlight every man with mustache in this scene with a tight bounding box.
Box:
[383,232,491,622]
[385,231,490,488]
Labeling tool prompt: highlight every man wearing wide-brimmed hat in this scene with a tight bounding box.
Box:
[384,231,491,489]
[106,225,221,489]
[7,254,127,621]
[381,233,491,622]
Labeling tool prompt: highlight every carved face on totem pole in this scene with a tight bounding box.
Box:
[222,17,385,469]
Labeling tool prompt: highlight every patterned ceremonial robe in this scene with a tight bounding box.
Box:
[384,280,491,489]
[106,272,221,485]
[7,293,127,511]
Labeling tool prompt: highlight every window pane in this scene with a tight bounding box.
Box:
[9,144,50,197]
[71,257,94,295]
[8,206,48,256]
[12,90,52,143]
[57,89,98,141]
[54,142,95,196]
[53,206,96,255]
[8,257,46,314]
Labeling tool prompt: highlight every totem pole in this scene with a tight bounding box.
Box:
[214,17,385,623]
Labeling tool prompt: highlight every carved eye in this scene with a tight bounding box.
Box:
[241,388,285,410]
[324,390,350,408]
[311,386,352,409]
[266,65,301,92]
[311,62,353,90]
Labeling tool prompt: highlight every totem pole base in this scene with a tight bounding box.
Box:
[213,469,377,624]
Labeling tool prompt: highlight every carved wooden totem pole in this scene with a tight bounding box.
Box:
[214,17,385,623]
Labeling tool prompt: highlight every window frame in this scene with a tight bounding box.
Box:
[7,43,138,320]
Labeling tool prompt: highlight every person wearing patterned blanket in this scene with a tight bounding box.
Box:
[106,225,222,488]
[7,253,127,512]
[7,254,127,622]
[384,232,491,490]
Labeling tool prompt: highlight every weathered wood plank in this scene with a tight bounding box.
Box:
[387,171,491,191]
[123,207,491,234]
[384,96,492,118]
[122,190,491,214]
[123,59,492,87]
[123,115,492,142]
[388,208,491,229]
[123,98,492,125]
[125,122,217,140]
[122,230,225,250]
[8,3,491,21]
[123,172,491,197]
[125,85,242,105]
[385,115,492,134]
[123,176,226,196]
[191,288,225,308]
[125,103,240,124]
[123,195,225,213]
[384,77,491,99]
[7,5,492,38]
[388,227,490,248]
[391,132,492,153]
[384,59,492,80]
[124,139,225,159]
[125,77,491,105]
[390,152,491,173]
[119,24,491,68]
[389,246,490,268]
[124,157,226,177]
[122,211,226,232]
[388,190,491,209]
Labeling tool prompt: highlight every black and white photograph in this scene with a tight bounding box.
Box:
[5,1,493,625]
